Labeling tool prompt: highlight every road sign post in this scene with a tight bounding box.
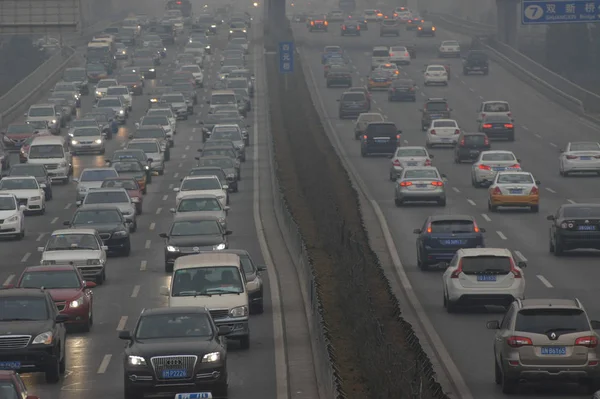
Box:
[279,41,294,91]
[522,0,600,24]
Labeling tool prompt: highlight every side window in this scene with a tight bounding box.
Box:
[501,305,515,330]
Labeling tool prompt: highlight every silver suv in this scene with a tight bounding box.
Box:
[487,298,600,394]
[380,19,399,37]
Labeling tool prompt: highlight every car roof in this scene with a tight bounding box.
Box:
[0,287,47,298]
[519,298,582,310]
[429,214,475,222]
[183,175,219,180]
[141,306,210,316]
[78,204,123,211]
[174,252,240,269]
[458,248,513,257]
[178,193,220,200]
[1,176,36,181]
[560,203,600,209]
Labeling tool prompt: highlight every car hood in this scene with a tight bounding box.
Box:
[169,102,187,109]
[42,249,102,262]
[0,320,53,334]
[132,337,222,358]
[169,293,246,309]
[2,189,42,199]
[146,152,162,160]
[27,116,56,122]
[5,132,34,140]
[168,235,224,246]
[71,223,124,233]
[0,210,20,219]
[46,288,84,302]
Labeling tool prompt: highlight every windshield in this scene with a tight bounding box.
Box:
[342,93,365,102]
[73,128,101,137]
[163,94,186,103]
[97,80,117,88]
[97,99,121,107]
[570,142,600,151]
[202,149,234,158]
[148,110,172,118]
[563,206,600,218]
[7,124,35,133]
[0,197,16,210]
[170,220,221,236]
[442,40,459,46]
[0,297,48,321]
[119,75,138,83]
[46,233,99,251]
[461,255,511,274]
[0,178,37,190]
[172,84,191,92]
[87,64,105,72]
[428,66,445,72]
[212,130,242,141]
[212,94,236,104]
[136,313,213,339]
[55,84,75,91]
[189,169,225,180]
[425,102,447,111]
[396,148,427,157]
[172,266,244,296]
[430,220,474,233]
[128,142,159,153]
[71,120,97,128]
[481,153,516,161]
[84,191,129,204]
[358,114,383,123]
[177,198,222,212]
[433,121,457,128]
[102,179,138,190]
[63,69,86,80]
[226,80,247,89]
[367,124,396,136]
[9,165,44,178]
[198,158,233,168]
[73,209,122,224]
[137,129,164,138]
[142,116,168,125]
[181,178,220,191]
[28,107,54,117]
[181,65,201,73]
[390,46,407,52]
[497,174,533,184]
[107,88,129,95]
[372,49,389,57]
[113,162,143,172]
[27,121,48,129]
[403,169,438,179]
[80,169,118,181]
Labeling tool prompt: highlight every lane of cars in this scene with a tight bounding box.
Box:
[0,3,277,399]
[294,6,600,398]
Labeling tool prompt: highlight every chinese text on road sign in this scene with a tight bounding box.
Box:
[522,0,600,24]
[279,41,294,74]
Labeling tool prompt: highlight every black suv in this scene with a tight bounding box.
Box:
[454,132,490,163]
[8,164,53,200]
[420,98,452,130]
[417,21,436,36]
[548,203,600,255]
[463,50,489,75]
[327,65,353,88]
[0,288,68,383]
[338,91,369,119]
[360,122,402,156]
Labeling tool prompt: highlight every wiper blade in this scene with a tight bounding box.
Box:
[177,291,212,297]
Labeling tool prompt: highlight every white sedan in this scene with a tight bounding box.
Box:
[426,119,460,147]
[0,193,25,239]
[389,146,432,181]
[174,176,229,207]
[438,40,461,57]
[471,151,521,187]
[389,46,411,65]
[423,65,448,86]
[179,64,205,87]
[559,141,600,176]
[0,176,46,215]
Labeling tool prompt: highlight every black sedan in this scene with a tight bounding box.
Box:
[478,114,515,141]
[388,78,417,102]
[341,20,360,35]
[160,214,232,272]
[120,307,229,398]
[548,203,600,256]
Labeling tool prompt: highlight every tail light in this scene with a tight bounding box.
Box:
[509,257,522,278]
[473,220,480,233]
[324,21,328,25]
[363,135,367,140]
[432,27,436,31]
[400,181,412,187]
[482,123,492,129]
[530,186,539,195]
[479,164,491,170]
[566,155,578,160]
[429,129,436,135]
[311,21,314,25]
[576,336,598,348]
[396,134,401,140]
[390,53,395,57]
[405,52,409,56]
[409,87,414,92]
[357,26,360,30]
[431,181,443,186]
[507,336,532,347]
[504,123,514,129]
[507,112,512,117]
[509,164,521,169]
[459,138,465,146]
[426,222,432,233]
[342,26,346,30]
[484,136,490,145]
[492,187,502,195]
[407,19,411,22]
[424,159,432,166]
[418,26,422,30]
[393,159,401,166]
[454,129,460,135]
[450,259,462,278]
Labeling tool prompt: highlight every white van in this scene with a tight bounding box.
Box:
[371,46,391,70]
[159,253,251,349]
[207,90,237,114]
[27,136,71,184]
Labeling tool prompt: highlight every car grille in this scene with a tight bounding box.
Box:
[150,355,197,380]
[56,302,66,311]
[209,309,229,320]
[17,199,27,207]
[99,233,111,240]
[44,164,58,170]
[78,141,94,145]
[0,335,31,350]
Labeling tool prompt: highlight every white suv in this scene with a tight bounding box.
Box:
[442,248,527,313]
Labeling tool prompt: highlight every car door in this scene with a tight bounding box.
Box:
[495,304,516,355]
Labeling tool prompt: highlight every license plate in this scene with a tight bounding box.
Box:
[442,138,452,142]
[580,156,591,160]
[578,225,597,231]
[162,369,187,379]
[472,67,480,70]
[469,150,480,155]
[175,394,212,399]
[492,167,505,171]
[509,189,523,194]
[541,346,566,355]
[477,275,497,282]
[440,239,465,245]
[0,361,20,370]
[407,162,417,166]
[375,139,389,143]
[416,184,427,188]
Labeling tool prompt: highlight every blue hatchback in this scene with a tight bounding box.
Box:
[414,215,486,270]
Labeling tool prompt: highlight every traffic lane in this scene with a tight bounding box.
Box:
[299,38,591,397]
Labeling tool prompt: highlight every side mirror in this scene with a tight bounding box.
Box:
[546,215,555,221]
[197,148,203,152]
[72,177,79,182]
[223,185,229,190]
[24,113,27,117]
[75,200,82,206]
[225,230,233,235]
[517,261,527,268]
[257,265,266,272]
[135,122,140,129]
[486,320,500,330]
[85,281,97,288]
[591,320,600,329]
[173,187,180,192]
[559,149,564,153]
[37,246,44,252]
[169,208,176,213]
[429,154,434,158]
[118,330,132,340]
[479,227,486,232]
[218,325,232,335]
[413,228,421,234]
[535,180,541,185]
[101,245,108,250]
[224,206,230,212]
[19,205,26,211]
[63,221,71,226]
[55,314,70,323]
[159,285,170,295]
[159,232,168,238]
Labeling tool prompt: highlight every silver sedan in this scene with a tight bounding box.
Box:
[471,150,521,188]
[559,141,600,176]
[389,146,433,181]
[394,166,446,206]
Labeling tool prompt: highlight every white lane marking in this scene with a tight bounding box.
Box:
[156,207,162,215]
[21,253,31,263]
[550,142,558,147]
[496,231,508,240]
[545,187,556,193]
[144,240,151,249]
[173,172,179,178]
[3,274,14,286]
[131,285,140,298]
[162,195,168,201]
[182,154,187,159]
[478,95,484,100]
[522,125,529,130]
[420,91,425,96]
[452,187,460,193]
[51,217,59,224]
[168,184,174,189]
[481,213,491,222]
[377,107,383,113]
[36,233,46,242]
[467,199,476,206]
[189,136,194,141]
[537,275,554,288]
[97,355,112,374]
[116,316,127,331]
[534,133,542,138]
[64,203,72,209]
[468,87,474,92]
[567,199,576,204]
[403,139,409,144]
[149,222,155,231]
[140,260,147,271]
[192,128,196,133]
[514,250,527,261]
[178,163,183,168]
[459,80,465,84]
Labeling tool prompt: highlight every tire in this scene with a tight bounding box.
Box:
[446,295,457,313]
[549,237,555,253]
[165,262,173,273]
[494,358,502,385]
[239,335,250,350]
[508,133,515,142]
[45,354,61,383]
[554,238,564,256]
[463,68,468,75]
[252,297,264,314]
[501,369,518,394]
[121,243,131,257]
[59,349,66,373]
[438,198,446,206]
[81,313,91,332]
[142,186,147,195]
[136,205,142,215]
[124,382,143,399]
[158,169,164,176]
[213,382,229,398]
[488,200,498,212]
[530,205,539,213]
[394,198,402,207]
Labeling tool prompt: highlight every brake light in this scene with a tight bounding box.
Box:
[363,135,367,139]
[311,21,314,25]
[342,26,346,30]
[473,220,480,233]
[418,26,422,30]
[432,26,436,31]
[390,52,395,57]
[450,259,462,278]
[324,21,328,25]
[509,164,521,169]
[509,257,522,278]
[393,159,401,166]
[459,138,465,146]
[478,164,491,170]
[405,52,409,57]
[424,158,432,166]
[491,187,502,196]
[566,155,578,159]
[429,129,436,135]
[400,181,412,187]
[426,222,432,233]
[396,134,401,139]
[357,26,360,30]
[504,123,514,129]
[482,123,492,129]
[507,336,532,348]
[576,336,598,348]
[484,136,490,145]
[530,186,539,195]
[431,181,443,186]
[454,129,460,135]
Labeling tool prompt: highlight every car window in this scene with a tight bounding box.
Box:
[181,178,221,191]
[515,308,590,334]
[136,313,213,338]
[461,255,511,274]
[496,174,533,184]
[177,198,222,212]
[425,102,447,111]
[464,135,486,145]
[80,169,118,181]
[84,191,129,204]
[396,148,427,157]
[73,209,122,224]
[170,220,221,236]
[433,120,457,128]
[403,169,438,179]
[562,206,600,218]
[0,196,16,210]
[0,178,38,190]
[569,142,600,151]
[342,93,365,102]
[0,297,48,321]
[430,220,474,233]
[481,153,516,161]
[483,102,509,112]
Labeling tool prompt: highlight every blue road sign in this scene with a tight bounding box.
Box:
[279,41,294,74]
[522,0,600,24]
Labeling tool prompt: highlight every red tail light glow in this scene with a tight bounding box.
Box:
[424,159,432,166]
[478,164,491,170]
[566,155,578,159]
[342,26,346,30]
[492,187,502,195]
[509,257,522,278]
[507,112,512,117]
[363,135,367,140]
[473,220,480,233]
[484,136,490,145]
[482,123,492,129]
[530,186,539,195]
[431,181,443,186]
[426,222,432,233]
[504,123,514,129]
[405,52,409,56]
[509,164,521,169]
[575,336,598,348]
[459,138,465,146]
[454,129,460,135]
[429,129,436,135]
[507,336,532,347]
[393,159,401,166]
[396,134,401,139]
[450,259,462,278]
[400,181,412,187]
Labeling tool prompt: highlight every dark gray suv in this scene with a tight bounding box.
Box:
[380,19,400,36]
[338,91,369,119]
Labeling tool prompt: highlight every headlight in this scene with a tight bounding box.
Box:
[42,260,56,265]
[205,45,211,49]
[229,306,248,318]
[202,352,221,363]
[243,29,247,33]
[122,50,127,54]
[32,331,53,345]
[211,24,216,28]
[74,94,80,99]
[30,196,41,201]
[149,68,155,72]
[69,296,84,308]
[6,214,19,223]
[51,119,57,124]
[131,197,140,203]
[71,140,79,145]
[213,243,226,250]
[59,161,67,167]
[94,139,102,144]
[127,355,146,366]
[113,230,128,237]
[163,48,167,51]
[167,245,179,252]
[119,109,125,115]
[86,259,102,265]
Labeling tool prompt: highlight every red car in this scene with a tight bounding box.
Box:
[11,265,95,331]
[0,371,39,399]
[101,177,144,214]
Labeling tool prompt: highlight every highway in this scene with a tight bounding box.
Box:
[0,2,279,398]
[292,18,600,398]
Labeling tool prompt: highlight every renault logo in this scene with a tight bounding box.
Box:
[165,359,183,366]
[193,247,200,252]
[550,332,557,340]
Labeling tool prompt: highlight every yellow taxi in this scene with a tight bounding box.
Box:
[376,63,400,78]
[368,70,392,90]
[488,171,539,213]
[112,159,151,193]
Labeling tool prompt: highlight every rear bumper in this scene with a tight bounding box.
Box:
[490,194,538,206]
[556,231,600,248]
[483,128,513,138]
[447,283,524,304]
[503,361,600,381]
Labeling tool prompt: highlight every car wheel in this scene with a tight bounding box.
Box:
[549,236,555,253]
[394,198,402,207]
[252,296,264,314]
[554,238,564,256]
[45,354,61,383]
[501,369,518,394]
[530,205,539,213]
[438,197,446,206]
[494,358,502,385]
[239,335,250,350]
[142,186,147,195]
[165,262,173,273]
[131,221,137,233]
[121,242,131,257]
[158,169,164,176]
[213,382,229,398]
[488,200,498,212]
[124,382,143,399]
[81,314,91,332]
[445,294,457,313]
[136,205,142,215]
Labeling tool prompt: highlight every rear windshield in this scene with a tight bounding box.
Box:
[497,174,533,184]
[403,169,438,179]
[367,124,396,136]
[372,49,389,57]
[481,153,516,161]
[570,142,600,151]
[425,102,447,111]
[515,309,589,334]
[396,148,427,157]
[483,102,509,112]
[562,206,600,218]
[430,220,474,233]
[465,135,486,144]
[461,255,511,274]
[342,93,365,101]
[433,121,456,128]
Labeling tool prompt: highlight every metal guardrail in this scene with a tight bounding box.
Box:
[428,12,600,116]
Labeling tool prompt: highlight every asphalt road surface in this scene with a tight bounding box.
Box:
[292,18,600,399]
[0,4,278,398]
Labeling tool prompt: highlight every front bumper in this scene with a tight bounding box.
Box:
[0,345,58,373]
[0,219,22,235]
[124,364,226,394]
[71,142,104,153]
[490,194,538,207]
[17,198,43,212]
[395,188,445,202]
